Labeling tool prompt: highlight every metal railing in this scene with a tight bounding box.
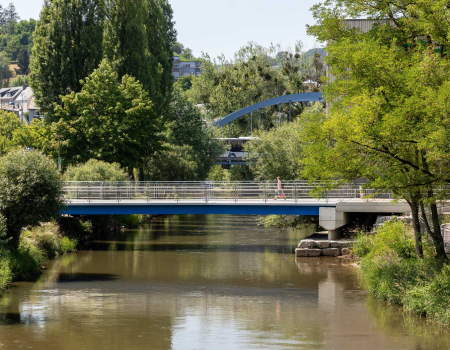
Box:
[64,181,392,203]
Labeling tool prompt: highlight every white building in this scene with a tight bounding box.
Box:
[172,56,201,80]
[0,86,42,124]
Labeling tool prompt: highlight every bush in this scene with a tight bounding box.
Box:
[356,221,450,324]
[64,159,129,182]
[21,222,77,259]
[0,149,65,247]
[353,231,373,257]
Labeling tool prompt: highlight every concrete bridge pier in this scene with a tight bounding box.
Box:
[319,207,350,240]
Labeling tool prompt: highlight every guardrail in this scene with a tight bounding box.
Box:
[64,181,391,203]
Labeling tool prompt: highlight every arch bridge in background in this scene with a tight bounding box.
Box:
[210,92,324,129]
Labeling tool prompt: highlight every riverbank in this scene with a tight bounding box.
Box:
[0,222,77,296]
[354,220,450,324]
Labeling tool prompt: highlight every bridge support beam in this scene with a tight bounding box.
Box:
[319,207,350,240]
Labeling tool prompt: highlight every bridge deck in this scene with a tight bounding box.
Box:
[64,199,338,216]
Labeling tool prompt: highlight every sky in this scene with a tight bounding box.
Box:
[7,0,323,59]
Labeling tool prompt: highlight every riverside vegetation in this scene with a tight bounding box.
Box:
[354,221,450,325]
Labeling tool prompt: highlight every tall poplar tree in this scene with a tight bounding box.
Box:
[103,0,176,117]
[30,0,105,121]
[144,0,176,117]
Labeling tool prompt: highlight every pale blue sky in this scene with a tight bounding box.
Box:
[6,0,323,59]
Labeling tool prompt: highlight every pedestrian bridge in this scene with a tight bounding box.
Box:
[63,181,410,239]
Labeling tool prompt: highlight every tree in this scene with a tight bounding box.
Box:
[247,103,324,180]
[175,75,195,91]
[0,149,64,248]
[54,60,160,174]
[188,42,315,137]
[30,0,105,120]
[11,74,28,87]
[143,0,177,117]
[64,159,129,181]
[303,0,450,260]
[17,47,29,75]
[12,119,58,157]
[0,111,21,140]
[104,0,176,117]
[0,52,11,88]
[145,143,200,181]
[172,41,184,54]
[145,85,222,181]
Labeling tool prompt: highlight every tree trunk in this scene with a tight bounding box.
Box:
[8,230,21,250]
[428,196,448,262]
[137,167,145,182]
[409,200,424,258]
[128,167,135,181]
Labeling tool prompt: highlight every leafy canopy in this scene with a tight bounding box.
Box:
[54,60,160,169]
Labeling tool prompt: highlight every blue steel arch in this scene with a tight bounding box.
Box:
[211,92,324,127]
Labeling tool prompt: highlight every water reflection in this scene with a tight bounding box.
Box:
[0,215,448,349]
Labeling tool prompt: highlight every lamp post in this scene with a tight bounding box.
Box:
[56,135,63,174]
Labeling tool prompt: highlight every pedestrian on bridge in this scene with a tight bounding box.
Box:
[275,177,286,200]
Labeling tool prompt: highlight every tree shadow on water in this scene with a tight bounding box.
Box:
[57,273,119,283]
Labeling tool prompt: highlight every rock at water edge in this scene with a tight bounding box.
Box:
[295,248,322,257]
[322,248,341,257]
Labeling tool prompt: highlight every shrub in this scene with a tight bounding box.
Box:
[64,159,129,182]
[356,220,450,324]
[353,231,373,257]
[0,149,65,248]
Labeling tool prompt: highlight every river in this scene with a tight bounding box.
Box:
[0,215,449,349]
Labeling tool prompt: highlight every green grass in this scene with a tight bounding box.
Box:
[0,222,77,295]
[354,221,450,324]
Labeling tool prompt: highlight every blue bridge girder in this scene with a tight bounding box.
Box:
[211,92,324,128]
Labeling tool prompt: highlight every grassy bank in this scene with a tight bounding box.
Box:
[0,222,77,295]
[354,221,450,324]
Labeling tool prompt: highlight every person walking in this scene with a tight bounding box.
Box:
[275,177,286,200]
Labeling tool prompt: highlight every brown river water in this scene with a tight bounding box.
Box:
[0,215,449,350]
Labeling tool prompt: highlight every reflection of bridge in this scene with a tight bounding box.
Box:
[63,181,410,239]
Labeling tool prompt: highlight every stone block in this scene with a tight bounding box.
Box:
[295,248,322,257]
[341,248,352,256]
[298,240,319,249]
[321,248,341,257]
[317,241,330,249]
[330,241,354,248]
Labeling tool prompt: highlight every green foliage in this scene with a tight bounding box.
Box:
[352,231,373,258]
[54,60,160,169]
[11,119,58,157]
[0,149,65,247]
[11,74,28,87]
[21,222,77,259]
[0,51,11,88]
[0,248,12,293]
[0,222,77,289]
[0,110,21,139]
[175,75,195,91]
[303,0,450,258]
[145,86,223,181]
[207,164,255,182]
[146,143,200,181]
[103,0,176,117]
[355,221,450,324]
[257,215,319,230]
[0,2,35,65]
[30,0,105,119]
[64,159,129,182]
[188,42,320,136]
